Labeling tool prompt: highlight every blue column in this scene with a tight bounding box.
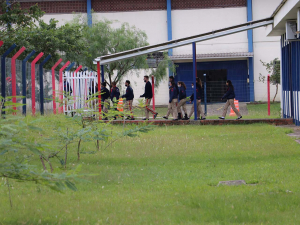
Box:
[22,50,36,115]
[167,0,173,77]
[192,43,198,121]
[39,55,51,115]
[87,0,92,27]
[66,62,75,72]
[204,73,207,115]
[101,65,105,83]
[247,0,254,102]
[1,44,17,115]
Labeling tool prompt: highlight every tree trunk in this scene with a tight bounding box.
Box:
[273,83,279,103]
[77,139,81,161]
[65,128,68,168]
[40,156,47,171]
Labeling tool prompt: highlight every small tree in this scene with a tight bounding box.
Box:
[68,15,174,87]
[259,58,280,102]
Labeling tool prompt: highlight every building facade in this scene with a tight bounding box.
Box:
[267,0,300,125]
[17,0,282,105]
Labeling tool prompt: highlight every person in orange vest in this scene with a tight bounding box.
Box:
[140,76,158,120]
[122,80,135,120]
[219,80,242,120]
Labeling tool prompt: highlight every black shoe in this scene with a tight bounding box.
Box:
[163,116,168,120]
[200,117,206,120]
[154,113,158,119]
[182,114,189,120]
[178,113,182,120]
[236,116,242,120]
[131,117,135,120]
[173,119,179,121]
[103,117,108,121]
[219,117,225,120]
[113,117,117,120]
[142,118,149,121]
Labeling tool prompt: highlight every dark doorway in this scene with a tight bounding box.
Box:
[198,69,227,103]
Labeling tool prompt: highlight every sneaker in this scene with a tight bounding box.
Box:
[219,117,225,120]
[131,117,135,120]
[154,113,158,119]
[142,118,149,121]
[237,116,242,120]
[163,116,168,120]
[200,117,206,120]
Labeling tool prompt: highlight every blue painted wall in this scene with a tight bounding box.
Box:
[174,60,249,102]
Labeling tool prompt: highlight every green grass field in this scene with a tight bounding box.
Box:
[1,112,300,225]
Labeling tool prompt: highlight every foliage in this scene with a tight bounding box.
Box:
[0,2,87,69]
[68,15,174,87]
[259,58,281,102]
[1,123,300,224]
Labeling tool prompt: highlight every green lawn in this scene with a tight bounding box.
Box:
[1,115,300,224]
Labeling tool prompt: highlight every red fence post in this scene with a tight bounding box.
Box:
[51,58,62,114]
[31,52,44,116]
[58,61,70,114]
[0,41,3,48]
[152,76,155,118]
[11,47,26,114]
[97,61,102,119]
[268,74,270,116]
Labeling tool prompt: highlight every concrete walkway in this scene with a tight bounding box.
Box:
[184,102,248,116]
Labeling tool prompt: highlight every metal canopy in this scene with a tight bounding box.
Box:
[95,17,274,65]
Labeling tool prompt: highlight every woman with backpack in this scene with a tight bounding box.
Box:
[177,81,188,120]
[219,80,242,120]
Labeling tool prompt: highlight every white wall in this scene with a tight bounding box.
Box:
[41,2,283,105]
[253,0,282,102]
[172,7,248,54]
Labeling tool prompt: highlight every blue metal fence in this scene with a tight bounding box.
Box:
[281,34,300,125]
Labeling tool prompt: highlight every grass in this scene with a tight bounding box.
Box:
[133,102,281,120]
[1,114,300,224]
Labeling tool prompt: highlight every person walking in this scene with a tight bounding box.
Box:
[122,80,135,120]
[140,76,158,120]
[101,82,110,120]
[177,81,188,120]
[110,81,120,120]
[163,81,179,120]
[219,80,242,120]
[188,78,206,120]
[164,76,178,118]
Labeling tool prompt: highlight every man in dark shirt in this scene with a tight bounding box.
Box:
[140,76,158,120]
[122,80,135,120]
[163,81,178,120]
[110,82,120,119]
[101,82,110,120]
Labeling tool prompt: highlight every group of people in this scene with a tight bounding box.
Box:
[99,75,157,120]
[161,76,242,120]
[64,74,242,120]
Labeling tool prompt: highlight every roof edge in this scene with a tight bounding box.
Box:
[271,0,288,17]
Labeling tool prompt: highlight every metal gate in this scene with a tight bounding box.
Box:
[63,71,98,115]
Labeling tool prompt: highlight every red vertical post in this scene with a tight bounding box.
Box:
[58,61,70,114]
[267,74,270,116]
[51,58,62,114]
[0,41,3,48]
[11,47,26,114]
[31,52,44,116]
[152,75,155,118]
[97,61,102,119]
